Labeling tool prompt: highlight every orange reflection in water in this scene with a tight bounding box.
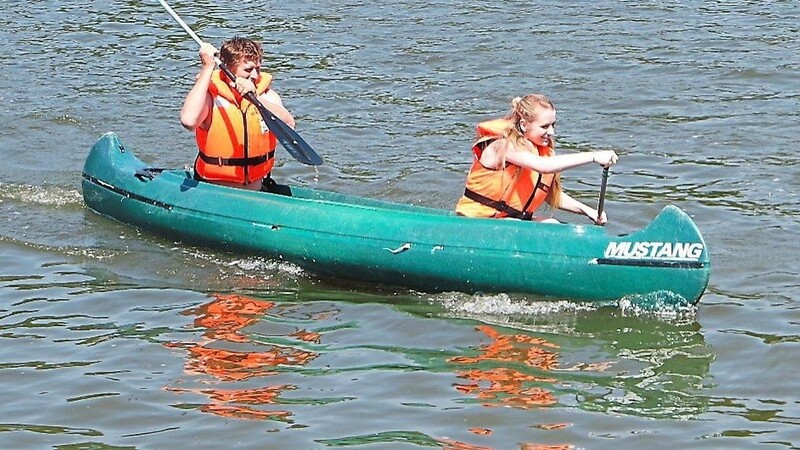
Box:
[449,325,559,409]
[436,438,573,450]
[165,294,320,421]
[444,325,573,449]
[519,444,573,450]
[167,384,295,421]
[436,439,493,450]
[192,293,277,342]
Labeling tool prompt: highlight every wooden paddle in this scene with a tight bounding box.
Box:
[596,167,609,226]
[158,0,323,166]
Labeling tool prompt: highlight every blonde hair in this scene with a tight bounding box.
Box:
[499,94,562,207]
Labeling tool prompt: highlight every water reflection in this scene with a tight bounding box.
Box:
[442,306,715,427]
[436,440,572,450]
[165,294,319,421]
[445,325,574,449]
[433,310,714,448]
[450,325,560,409]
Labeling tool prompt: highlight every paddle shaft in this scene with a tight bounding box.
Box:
[158,0,203,47]
[157,1,241,88]
[158,0,323,166]
[596,167,609,225]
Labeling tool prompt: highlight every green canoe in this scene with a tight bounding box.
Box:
[82,133,711,304]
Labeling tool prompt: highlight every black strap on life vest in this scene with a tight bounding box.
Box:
[519,173,550,213]
[197,150,275,167]
[474,137,493,153]
[463,188,533,220]
[464,174,551,221]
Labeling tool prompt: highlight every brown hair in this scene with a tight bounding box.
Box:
[500,94,562,207]
[219,37,263,67]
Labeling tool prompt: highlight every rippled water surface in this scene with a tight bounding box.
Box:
[1,1,798,449]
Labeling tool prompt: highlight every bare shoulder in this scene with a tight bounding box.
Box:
[262,89,284,105]
[479,138,509,168]
[489,137,518,154]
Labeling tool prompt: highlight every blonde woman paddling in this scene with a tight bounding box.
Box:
[455,94,618,224]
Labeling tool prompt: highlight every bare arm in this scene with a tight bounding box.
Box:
[260,89,296,129]
[179,43,217,130]
[479,139,615,224]
[558,191,607,225]
[503,141,617,173]
[481,139,617,173]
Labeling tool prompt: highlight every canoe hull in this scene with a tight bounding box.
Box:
[82,133,711,304]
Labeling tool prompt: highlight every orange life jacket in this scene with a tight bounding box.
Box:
[194,70,277,185]
[455,118,555,220]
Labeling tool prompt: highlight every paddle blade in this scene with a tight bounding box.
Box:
[249,96,323,166]
[253,102,323,166]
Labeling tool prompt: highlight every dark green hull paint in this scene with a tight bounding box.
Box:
[82,133,711,304]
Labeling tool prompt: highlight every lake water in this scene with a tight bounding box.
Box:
[1,1,798,449]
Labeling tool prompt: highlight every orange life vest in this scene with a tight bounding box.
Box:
[194,70,277,185]
[455,118,555,220]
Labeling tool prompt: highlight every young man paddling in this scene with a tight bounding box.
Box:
[179,37,295,191]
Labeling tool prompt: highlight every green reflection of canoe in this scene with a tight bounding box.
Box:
[81,132,710,304]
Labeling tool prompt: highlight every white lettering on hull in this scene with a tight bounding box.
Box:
[604,242,704,261]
